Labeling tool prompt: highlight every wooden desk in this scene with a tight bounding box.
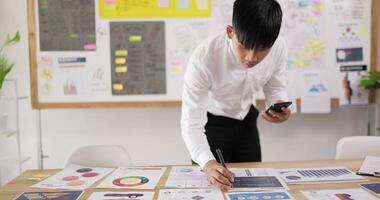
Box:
[0,159,379,200]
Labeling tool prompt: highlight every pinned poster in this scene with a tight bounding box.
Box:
[300,71,331,113]
[339,65,368,106]
[97,167,167,189]
[88,192,154,200]
[158,189,224,200]
[302,188,378,200]
[32,164,114,190]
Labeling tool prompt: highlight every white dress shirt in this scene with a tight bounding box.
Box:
[181,32,288,168]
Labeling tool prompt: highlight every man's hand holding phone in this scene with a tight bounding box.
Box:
[261,101,292,123]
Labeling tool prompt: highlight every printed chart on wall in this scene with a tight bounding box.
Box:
[31,0,374,108]
[97,167,166,189]
[32,164,114,190]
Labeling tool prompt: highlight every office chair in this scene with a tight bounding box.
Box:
[64,144,132,167]
[336,136,380,159]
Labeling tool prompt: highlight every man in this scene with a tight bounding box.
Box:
[181,0,291,191]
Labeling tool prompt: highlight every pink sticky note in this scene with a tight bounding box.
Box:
[104,0,116,5]
[84,44,96,51]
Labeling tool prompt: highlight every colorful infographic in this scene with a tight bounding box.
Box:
[97,167,167,189]
[88,192,155,200]
[99,0,211,18]
[227,191,295,200]
[32,165,114,190]
[38,0,96,51]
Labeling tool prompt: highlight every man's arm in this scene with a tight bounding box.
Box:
[181,54,235,192]
[262,39,291,123]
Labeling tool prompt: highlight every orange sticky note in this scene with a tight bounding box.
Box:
[115,58,126,65]
[113,83,124,91]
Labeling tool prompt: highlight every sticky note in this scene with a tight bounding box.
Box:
[158,0,169,8]
[178,0,190,9]
[115,50,128,56]
[196,0,209,10]
[115,58,126,65]
[113,83,124,91]
[170,65,183,73]
[69,33,79,38]
[293,59,305,68]
[129,35,142,42]
[42,67,53,80]
[84,44,96,51]
[115,66,128,73]
[307,18,317,24]
[104,0,116,5]
[359,25,368,36]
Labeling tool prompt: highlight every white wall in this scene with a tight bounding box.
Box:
[0,0,374,185]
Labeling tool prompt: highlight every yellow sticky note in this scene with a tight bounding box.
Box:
[115,58,126,65]
[293,59,305,68]
[170,65,183,73]
[115,66,128,73]
[359,25,368,36]
[129,35,142,42]
[307,18,317,24]
[113,83,124,91]
[42,67,53,80]
[115,50,128,56]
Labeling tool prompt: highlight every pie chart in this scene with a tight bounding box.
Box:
[112,176,149,187]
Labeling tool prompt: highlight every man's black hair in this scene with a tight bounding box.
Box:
[232,0,282,50]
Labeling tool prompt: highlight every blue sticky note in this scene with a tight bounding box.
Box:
[178,0,190,8]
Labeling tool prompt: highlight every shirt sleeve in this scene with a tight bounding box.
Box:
[263,39,289,107]
[181,52,215,169]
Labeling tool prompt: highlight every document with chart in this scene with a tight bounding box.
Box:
[276,167,366,184]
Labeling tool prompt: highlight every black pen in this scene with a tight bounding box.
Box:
[216,149,227,168]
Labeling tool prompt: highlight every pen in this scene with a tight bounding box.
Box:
[216,149,227,168]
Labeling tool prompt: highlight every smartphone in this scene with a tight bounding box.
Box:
[265,101,292,114]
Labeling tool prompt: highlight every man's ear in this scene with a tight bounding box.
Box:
[226,25,233,39]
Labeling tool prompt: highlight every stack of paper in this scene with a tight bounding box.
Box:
[357,156,380,177]
[165,166,287,191]
[276,167,366,184]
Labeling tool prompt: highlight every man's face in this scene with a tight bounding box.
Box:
[227,26,271,69]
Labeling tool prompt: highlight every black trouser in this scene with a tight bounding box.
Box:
[204,105,261,163]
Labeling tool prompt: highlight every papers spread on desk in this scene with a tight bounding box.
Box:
[165,166,288,191]
[301,188,378,200]
[226,191,295,200]
[87,191,155,200]
[96,167,167,189]
[276,167,366,184]
[358,156,380,176]
[158,189,224,200]
[31,164,114,190]
[15,191,83,200]
[360,183,380,196]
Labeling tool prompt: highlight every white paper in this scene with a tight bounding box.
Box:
[87,191,154,200]
[165,166,288,191]
[158,189,224,200]
[32,164,114,190]
[97,167,167,189]
[302,188,378,200]
[227,191,295,200]
[339,69,369,106]
[277,167,366,184]
[358,156,380,175]
[301,71,331,113]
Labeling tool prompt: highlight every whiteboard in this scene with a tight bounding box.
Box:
[28,0,376,108]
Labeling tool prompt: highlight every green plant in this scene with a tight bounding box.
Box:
[0,31,20,89]
[360,71,380,89]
